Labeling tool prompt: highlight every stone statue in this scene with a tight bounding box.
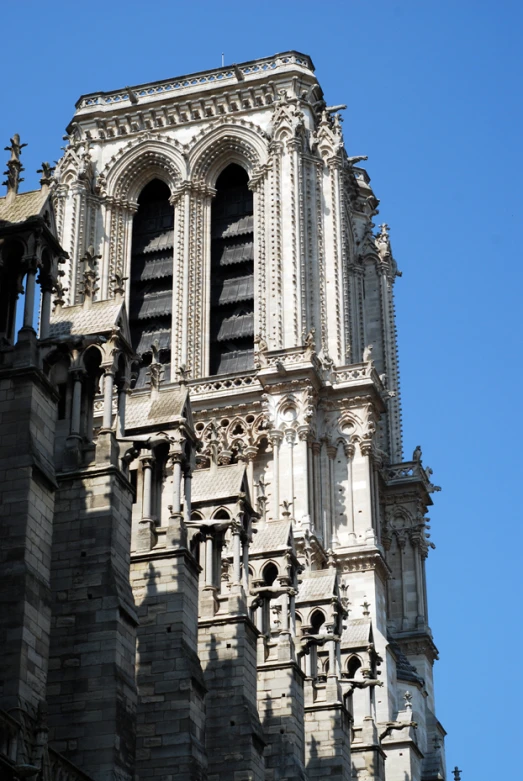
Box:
[363,344,373,363]
[80,245,101,301]
[412,445,422,462]
[303,328,316,353]
[375,223,392,259]
[347,155,368,166]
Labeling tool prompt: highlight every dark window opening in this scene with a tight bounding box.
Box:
[262,562,278,587]
[210,164,254,375]
[130,179,173,387]
[347,656,362,679]
[57,382,67,420]
[130,469,138,504]
[310,610,326,634]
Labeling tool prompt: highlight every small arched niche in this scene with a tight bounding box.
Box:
[0,239,24,342]
[129,179,173,387]
[210,163,254,375]
[310,609,326,635]
[262,562,279,587]
[347,655,362,680]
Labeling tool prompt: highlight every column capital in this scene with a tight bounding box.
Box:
[284,428,296,445]
[344,441,356,458]
[244,444,258,462]
[69,367,86,382]
[269,428,284,446]
[326,444,337,460]
[297,425,311,442]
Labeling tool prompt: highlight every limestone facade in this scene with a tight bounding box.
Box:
[0,52,447,781]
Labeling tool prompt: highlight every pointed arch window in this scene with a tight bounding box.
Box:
[129,179,173,387]
[210,164,254,375]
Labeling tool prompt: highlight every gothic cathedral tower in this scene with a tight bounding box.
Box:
[0,52,447,781]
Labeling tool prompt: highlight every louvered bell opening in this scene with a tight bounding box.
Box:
[131,254,173,282]
[218,241,254,266]
[135,328,172,356]
[216,349,254,374]
[215,274,254,305]
[129,179,174,375]
[133,361,172,389]
[216,312,254,341]
[131,288,172,320]
[210,164,255,376]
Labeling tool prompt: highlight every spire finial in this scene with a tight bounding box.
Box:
[452,767,462,781]
[80,245,101,305]
[146,339,164,396]
[3,134,27,195]
[37,162,55,188]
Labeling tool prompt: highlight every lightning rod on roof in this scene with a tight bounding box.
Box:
[222,53,224,67]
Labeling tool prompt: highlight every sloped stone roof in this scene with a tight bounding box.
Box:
[191,463,246,503]
[388,637,425,686]
[250,520,291,553]
[421,749,445,780]
[49,300,124,338]
[297,569,337,602]
[125,387,188,430]
[0,189,49,224]
[341,618,371,648]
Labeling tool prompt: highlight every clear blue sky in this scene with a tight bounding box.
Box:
[2,1,521,777]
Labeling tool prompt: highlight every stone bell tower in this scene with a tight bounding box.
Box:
[0,51,448,781]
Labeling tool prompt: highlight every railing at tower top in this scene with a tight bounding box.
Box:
[76,52,315,110]
[384,460,437,492]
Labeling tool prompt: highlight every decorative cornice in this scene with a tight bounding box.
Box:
[392,632,440,664]
[336,548,391,582]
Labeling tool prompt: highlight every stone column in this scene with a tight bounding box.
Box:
[22,265,37,329]
[137,453,156,552]
[171,454,182,515]
[100,199,114,300]
[184,467,192,524]
[167,443,186,546]
[70,369,84,436]
[345,442,357,544]
[410,528,426,627]
[39,281,53,339]
[312,441,322,540]
[285,427,296,517]
[397,531,409,630]
[297,426,311,528]
[205,533,214,587]
[102,367,115,430]
[327,442,338,546]
[360,439,377,546]
[117,382,129,438]
[320,438,331,544]
[232,521,242,584]
[245,445,257,498]
[242,532,250,594]
[269,429,283,520]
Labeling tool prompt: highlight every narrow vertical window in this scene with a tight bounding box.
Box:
[210,164,254,375]
[129,180,173,386]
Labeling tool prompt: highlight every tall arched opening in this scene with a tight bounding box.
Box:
[210,164,254,375]
[129,179,173,386]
